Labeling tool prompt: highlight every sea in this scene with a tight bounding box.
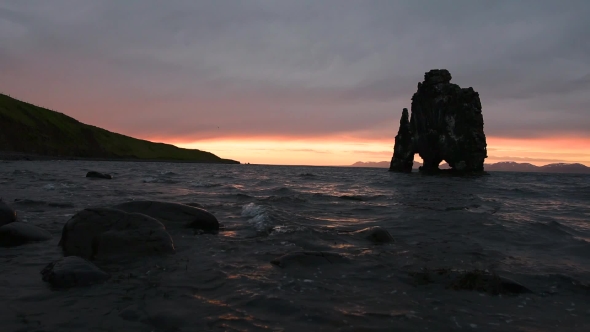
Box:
[1,160,589,331]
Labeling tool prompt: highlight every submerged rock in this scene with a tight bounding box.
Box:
[448,270,532,295]
[41,256,110,288]
[352,226,394,244]
[0,199,17,226]
[271,251,349,268]
[86,171,112,179]
[13,198,75,208]
[0,222,52,247]
[59,208,175,260]
[112,201,219,232]
[389,69,487,173]
[407,268,531,295]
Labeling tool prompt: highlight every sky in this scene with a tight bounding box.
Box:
[1,0,590,166]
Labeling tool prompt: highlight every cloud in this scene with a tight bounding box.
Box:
[0,0,589,142]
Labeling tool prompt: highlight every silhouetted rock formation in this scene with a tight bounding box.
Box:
[389,108,414,172]
[390,69,487,173]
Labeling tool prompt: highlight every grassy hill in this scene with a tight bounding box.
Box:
[0,93,239,163]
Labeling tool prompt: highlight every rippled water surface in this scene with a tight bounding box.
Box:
[1,160,590,331]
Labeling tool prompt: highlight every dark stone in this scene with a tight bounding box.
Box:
[41,256,110,288]
[0,222,52,247]
[389,69,487,173]
[0,199,17,226]
[112,201,219,232]
[119,305,142,322]
[352,226,394,244]
[86,171,112,179]
[59,208,175,260]
[270,251,349,268]
[407,268,532,295]
[448,270,532,295]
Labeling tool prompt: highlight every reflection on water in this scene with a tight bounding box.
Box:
[0,161,589,331]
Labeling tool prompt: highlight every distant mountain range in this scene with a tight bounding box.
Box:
[351,161,590,174]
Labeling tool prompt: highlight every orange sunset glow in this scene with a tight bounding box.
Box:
[172,136,590,166]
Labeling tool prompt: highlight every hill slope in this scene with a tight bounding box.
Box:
[0,94,238,163]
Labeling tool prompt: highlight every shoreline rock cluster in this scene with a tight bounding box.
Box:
[1,187,222,288]
[50,200,220,288]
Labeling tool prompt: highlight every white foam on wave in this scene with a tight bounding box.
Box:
[241,203,273,232]
[271,225,307,235]
[248,213,273,232]
[43,184,56,190]
[241,203,265,218]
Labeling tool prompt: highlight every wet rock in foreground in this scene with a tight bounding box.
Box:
[271,251,349,268]
[352,226,394,244]
[0,199,17,226]
[0,222,52,247]
[112,200,219,232]
[86,171,112,179]
[59,208,175,260]
[41,256,110,288]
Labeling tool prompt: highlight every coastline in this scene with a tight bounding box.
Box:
[0,151,240,164]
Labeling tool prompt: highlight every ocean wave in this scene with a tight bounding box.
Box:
[142,177,179,184]
[190,181,223,188]
[270,225,308,235]
[299,173,317,178]
[241,203,273,232]
[271,187,296,194]
[13,199,75,208]
[241,202,266,218]
[42,184,56,190]
[260,195,307,203]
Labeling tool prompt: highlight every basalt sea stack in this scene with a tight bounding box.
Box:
[389,69,487,173]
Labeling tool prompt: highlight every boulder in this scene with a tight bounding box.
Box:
[448,270,532,295]
[0,222,52,247]
[112,201,219,232]
[86,171,112,179]
[0,199,17,226]
[59,208,175,260]
[41,256,110,288]
[271,251,349,268]
[389,69,487,173]
[352,226,394,244]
